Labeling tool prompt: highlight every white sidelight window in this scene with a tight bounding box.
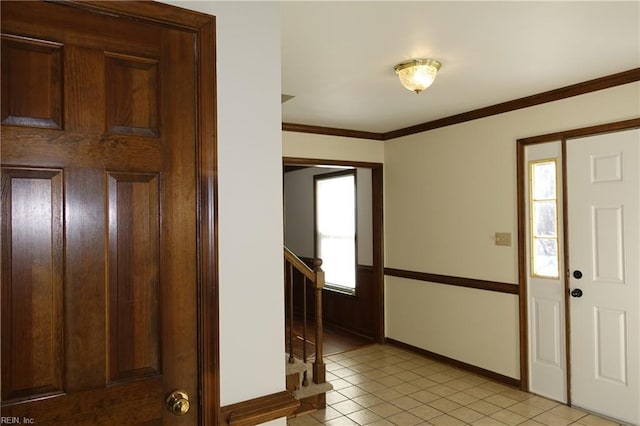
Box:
[314,170,357,294]
[529,159,560,279]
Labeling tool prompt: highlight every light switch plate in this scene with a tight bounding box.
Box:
[495,232,512,247]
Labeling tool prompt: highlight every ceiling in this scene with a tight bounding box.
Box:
[280,1,640,134]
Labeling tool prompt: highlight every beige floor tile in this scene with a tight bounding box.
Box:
[332,400,365,416]
[288,414,323,425]
[339,385,370,399]
[532,411,573,426]
[344,374,372,385]
[366,419,395,426]
[326,390,349,405]
[499,388,534,402]
[390,382,421,395]
[376,375,405,387]
[311,407,343,422]
[479,382,512,393]
[518,420,545,426]
[427,372,456,384]
[380,365,404,375]
[358,380,387,393]
[332,379,355,391]
[522,395,560,411]
[409,389,441,404]
[448,406,485,423]
[427,398,463,413]
[445,379,476,391]
[484,393,519,408]
[347,408,383,425]
[409,377,438,389]
[324,416,359,426]
[408,404,443,421]
[395,371,422,382]
[546,405,588,422]
[428,414,466,426]
[386,411,423,426]
[490,408,529,426]
[471,416,507,425]
[368,402,403,418]
[445,391,479,406]
[459,375,489,386]
[467,399,503,416]
[372,388,403,401]
[429,385,457,397]
[463,386,496,399]
[574,413,621,426]
[332,367,358,378]
[389,395,422,410]
[352,394,385,409]
[506,401,545,418]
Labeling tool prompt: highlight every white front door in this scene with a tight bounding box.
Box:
[567,128,639,425]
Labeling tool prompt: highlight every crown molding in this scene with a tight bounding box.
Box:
[283,68,640,141]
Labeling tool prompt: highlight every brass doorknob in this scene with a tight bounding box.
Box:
[166,390,190,415]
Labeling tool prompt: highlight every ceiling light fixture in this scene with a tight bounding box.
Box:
[393,59,442,94]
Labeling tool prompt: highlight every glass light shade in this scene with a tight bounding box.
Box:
[394,59,442,93]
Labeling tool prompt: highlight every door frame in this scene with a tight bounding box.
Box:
[283,157,385,343]
[63,2,219,423]
[517,118,640,401]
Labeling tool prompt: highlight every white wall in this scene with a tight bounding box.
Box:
[284,167,373,265]
[385,82,640,379]
[162,1,285,407]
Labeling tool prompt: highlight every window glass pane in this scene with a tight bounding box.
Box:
[316,174,356,291]
[533,238,558,278]
[533,201,557,237]
[533,161,556,199]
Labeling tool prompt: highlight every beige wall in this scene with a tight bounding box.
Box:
[284,82,640,380]
[385,82,640,379]
[283,131,384,164]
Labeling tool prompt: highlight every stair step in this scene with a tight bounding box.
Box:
[285,355,309,377]
[292,381,333,400]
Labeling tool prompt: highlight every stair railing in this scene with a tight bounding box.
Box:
[284,247,325,388]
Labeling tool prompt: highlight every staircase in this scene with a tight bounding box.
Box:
[284,247,332,416]
[286,355,333,415]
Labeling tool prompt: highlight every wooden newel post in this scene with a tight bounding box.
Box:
[312,258,325,386]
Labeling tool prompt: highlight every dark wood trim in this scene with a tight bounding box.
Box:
[516,119,640,399]
[371,166,385,343]
[282,69,640,141]
[384,268,518,295]
[65,2,220,424]
[283,122,385,141]
[517,118,640,145]
[283,157,383,170]
[219,391,299,426]
[515,141,529,391]
[386,338,521,389]
[284,158,385,344]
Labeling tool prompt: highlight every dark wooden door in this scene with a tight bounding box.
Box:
[1,2,210,424]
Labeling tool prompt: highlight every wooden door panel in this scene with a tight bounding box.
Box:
[1,2,203,423]
[1,168,64,401]
[1,2,161,58]
[106,53,159,137]
[108,172,161,383]
[1,35,62,129]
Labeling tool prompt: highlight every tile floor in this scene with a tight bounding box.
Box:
[287,344,626,426]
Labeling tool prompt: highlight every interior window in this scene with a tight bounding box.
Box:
[315,170,357,294]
